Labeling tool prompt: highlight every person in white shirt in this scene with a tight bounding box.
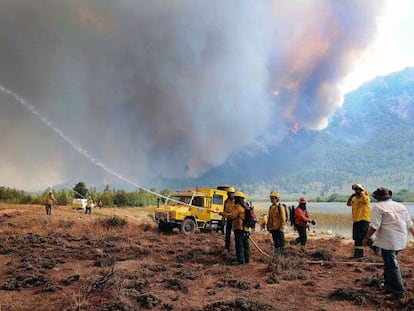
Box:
[363,187,414,299]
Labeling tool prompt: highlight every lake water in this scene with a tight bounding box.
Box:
[253,201,414,216]
[252,201,414,238]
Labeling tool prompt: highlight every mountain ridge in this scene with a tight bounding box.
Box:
[167,67,414,195]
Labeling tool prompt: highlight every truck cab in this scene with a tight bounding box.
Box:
[72,198,87,210]
[72,198,95,211]
[153,187,229,234]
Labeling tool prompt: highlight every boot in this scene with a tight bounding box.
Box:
[354,248,364,258]
[370,245,379,254]
[366,239,380,254]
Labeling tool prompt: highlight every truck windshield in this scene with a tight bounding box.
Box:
[192,196,204,207]
[167,196,192,205]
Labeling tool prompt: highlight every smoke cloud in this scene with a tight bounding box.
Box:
[0,0,385,190]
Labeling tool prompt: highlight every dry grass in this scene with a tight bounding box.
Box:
[198,273,216,289]
[2,203,414,311]
[311,212,353,229]
[0,203,156,238]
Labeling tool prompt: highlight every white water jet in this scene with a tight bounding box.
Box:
[0,84,169,200]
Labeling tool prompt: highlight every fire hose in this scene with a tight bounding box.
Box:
[248,234,392,266]
[249,235,272,258]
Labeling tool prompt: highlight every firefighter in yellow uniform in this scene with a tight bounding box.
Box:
[86,196,94,215]
[221,191,250,265]
[222,186,236,254]
[347,184,375,258]
[45,191,55,216]
[267,191,286,254]
[258,213,268,231]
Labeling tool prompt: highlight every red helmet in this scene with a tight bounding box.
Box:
[299,197,307,204]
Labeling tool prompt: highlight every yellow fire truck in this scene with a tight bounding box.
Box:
[153,186,231,234]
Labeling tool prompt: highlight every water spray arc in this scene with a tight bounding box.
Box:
[0,84,174,202]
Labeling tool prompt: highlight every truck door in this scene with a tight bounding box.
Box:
[190,196,211,221]
[211,194,224,220]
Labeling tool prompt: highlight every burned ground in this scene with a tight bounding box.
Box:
[0,204,414,310]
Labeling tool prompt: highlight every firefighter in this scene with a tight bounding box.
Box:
[267,191,286,254]
[258,213,268,231]
[45,191,55,216]
[293,197,315,247]
[347,183,375,258]
[221,191,250,265]
[246,202,257,232]
[85,196,94,215]
[222,186,236,254]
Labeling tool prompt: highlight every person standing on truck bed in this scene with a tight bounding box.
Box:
[222,186,236,255]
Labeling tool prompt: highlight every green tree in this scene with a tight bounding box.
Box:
[98,191,113,207]
[159,188,170,204]
[56,189,72,205]
[73,182,88,199]
[113,190,128,207]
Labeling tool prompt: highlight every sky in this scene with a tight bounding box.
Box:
[344,0,414,92]
[0,0,413,191]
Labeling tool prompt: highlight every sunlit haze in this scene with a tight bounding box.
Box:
[343,0,414,93]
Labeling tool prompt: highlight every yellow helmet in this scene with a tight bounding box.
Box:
[227,186,236,193]
[234,191,246,199]
[269,191,280,199]
[352,184,364,191]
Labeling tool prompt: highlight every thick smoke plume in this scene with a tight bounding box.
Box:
[0,0,385,190]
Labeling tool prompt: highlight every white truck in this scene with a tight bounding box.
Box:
[71,198,88,210]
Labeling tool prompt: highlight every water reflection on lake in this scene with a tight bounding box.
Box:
[252,201,414,238]
[253,201,414,215]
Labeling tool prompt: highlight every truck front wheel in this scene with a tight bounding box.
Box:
[181,218,197,234]
[158,222,173,233]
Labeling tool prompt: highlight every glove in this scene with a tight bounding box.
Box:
[366,238,374,247]
[311,220,316,225]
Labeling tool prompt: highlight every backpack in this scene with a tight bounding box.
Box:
[289,205,295,226]
[243,205,256,229]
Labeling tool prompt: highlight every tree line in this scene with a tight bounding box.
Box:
[313,188,414,203]
[1,183,413,207]
[0,182,170,207]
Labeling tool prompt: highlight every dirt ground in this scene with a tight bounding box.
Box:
[0,203,414,311]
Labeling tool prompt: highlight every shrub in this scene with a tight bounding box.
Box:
[100,216,128,228]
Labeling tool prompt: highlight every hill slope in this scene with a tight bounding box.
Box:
[174,67,414,195]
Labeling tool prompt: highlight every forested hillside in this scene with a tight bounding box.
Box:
[178,67,414,196]
[299,67,414,194]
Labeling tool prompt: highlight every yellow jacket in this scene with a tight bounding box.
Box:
[46,194,55,205]
[222,198,236,221]
[267,202,286,231]
[349,191,371,222]
[229,204,250,232]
